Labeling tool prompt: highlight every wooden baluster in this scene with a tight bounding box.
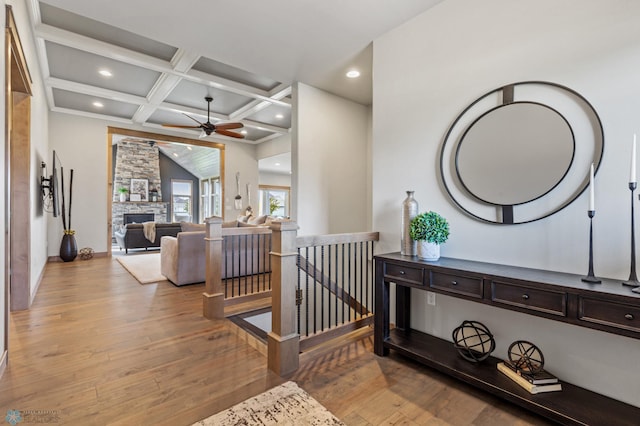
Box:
[203,216,224,319]
[268,220,300,375]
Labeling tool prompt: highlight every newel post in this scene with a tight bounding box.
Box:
[203,216,224,319]
[267,220,300,376]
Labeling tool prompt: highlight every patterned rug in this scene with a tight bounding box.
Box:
[193,381,344,425]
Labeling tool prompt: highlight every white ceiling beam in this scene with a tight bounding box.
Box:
[46,77,148,105]
[171,49,201,73]
[185,69,291,108]
[35,23,171,73]
[229,100,271,121]
[269,84,292,101]
[133,74,183,123]
[241,119,288,134]
[158,101,228,122]
[36,23,292,108]
[50,106,134,124]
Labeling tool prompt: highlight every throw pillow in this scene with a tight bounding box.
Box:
[180,222,206,232]
[222,220,239,228]
[237,214,251,223]
[248,214,267,225]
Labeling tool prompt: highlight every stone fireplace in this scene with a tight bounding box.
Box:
[112,140,168,236]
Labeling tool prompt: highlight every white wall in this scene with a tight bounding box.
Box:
[295,83,370,235]
[372,0,640,407]
[48,113,261,255]
[223,142,259,218]
[259,171,290,188]
[256,133,290,160]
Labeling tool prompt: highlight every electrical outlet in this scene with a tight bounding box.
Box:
[427,291,436,306]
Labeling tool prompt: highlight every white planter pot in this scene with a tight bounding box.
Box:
[119,193,127,202]
[417,241,440,261]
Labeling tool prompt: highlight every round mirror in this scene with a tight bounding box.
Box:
[456,102,574,205]
[439,81,604,225]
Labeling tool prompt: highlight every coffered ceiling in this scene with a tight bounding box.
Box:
[27,0,443,145]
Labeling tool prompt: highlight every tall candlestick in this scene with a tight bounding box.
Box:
[623,180,640,287]
[631,134,637,183]
[589,163,595,211]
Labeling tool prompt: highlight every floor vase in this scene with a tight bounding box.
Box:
[60,233,78,262]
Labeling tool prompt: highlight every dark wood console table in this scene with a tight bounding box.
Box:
[374,253,640,425]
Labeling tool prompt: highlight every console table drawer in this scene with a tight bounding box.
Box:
[430,271,483,298]
[491,281,567,316]
[384,263,424,286]
[578,297,640,333]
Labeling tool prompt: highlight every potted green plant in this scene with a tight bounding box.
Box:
[117,187,129,202]
[409,211,450,260]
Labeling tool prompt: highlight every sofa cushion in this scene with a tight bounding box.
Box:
[237,221,258,227]
[180,222,206,232]
[222,220,239,228]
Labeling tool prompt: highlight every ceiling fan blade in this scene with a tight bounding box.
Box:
[215,129,245,139]
[183,113,204,125]
[215,122,244,130]
[162,124,202,129]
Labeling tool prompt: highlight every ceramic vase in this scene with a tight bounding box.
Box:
[417,240,440,261]
[119,193,126,202]
[401,191,419,256]
[60,233,78,262]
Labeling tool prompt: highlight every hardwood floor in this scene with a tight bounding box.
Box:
[0,256,552,425]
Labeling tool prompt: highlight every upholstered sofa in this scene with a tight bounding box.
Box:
[160,220,272,286]
[115,222,182,253]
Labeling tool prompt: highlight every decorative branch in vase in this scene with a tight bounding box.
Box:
[59,167,77,262]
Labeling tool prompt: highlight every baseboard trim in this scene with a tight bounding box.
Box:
[0,350,7,380]
[48,251,108,262]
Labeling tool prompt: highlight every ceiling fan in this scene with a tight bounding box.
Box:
[162,96,245,139]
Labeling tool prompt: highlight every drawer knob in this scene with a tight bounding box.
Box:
[625,314,634,320]
[451,280,458,285]
[399,270,406,275]
[522,294,530,300]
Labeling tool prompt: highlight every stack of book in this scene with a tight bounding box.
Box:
[497,361,562,394]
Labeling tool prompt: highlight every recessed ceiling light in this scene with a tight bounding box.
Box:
[187,146,192,150]
[92,101,104,108]
[173,152,179,157]
[275,162,281,166]
[275,114,284,119]
[98,69,112,77]
[241,130,248,135]
[346,70,360,78]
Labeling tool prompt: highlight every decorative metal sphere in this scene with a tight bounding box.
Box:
[79,247,94,260]
[507,340,545,373]
[452,320,496,363]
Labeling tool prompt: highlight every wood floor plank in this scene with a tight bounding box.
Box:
[0,256,556,425]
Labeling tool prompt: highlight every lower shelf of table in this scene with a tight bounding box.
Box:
[382,328,639,426]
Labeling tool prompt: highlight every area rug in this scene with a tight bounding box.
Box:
[116,253,166,284]
[193,381,344,426]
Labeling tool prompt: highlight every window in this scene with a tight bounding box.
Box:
[171,180,192,223]
[200,177,221,221]
[258,185,290,218]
